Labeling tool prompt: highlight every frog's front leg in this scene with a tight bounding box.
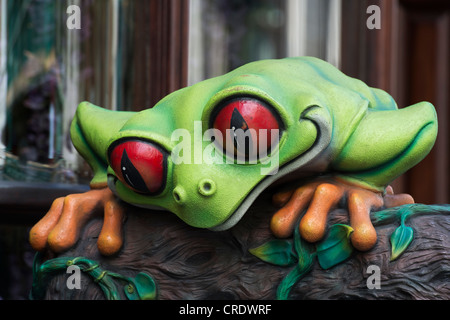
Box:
[270,179,414,251]
[29,187,126,256]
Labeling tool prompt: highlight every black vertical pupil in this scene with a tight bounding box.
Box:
[230,107,252,158]
[121,149,150,193]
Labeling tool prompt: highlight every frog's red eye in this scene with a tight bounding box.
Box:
[109,140,166,194]
[211,97,281,161]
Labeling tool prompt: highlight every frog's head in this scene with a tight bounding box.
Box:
[76,57,437,230]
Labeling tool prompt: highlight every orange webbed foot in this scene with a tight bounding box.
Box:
[29,187,126,256]
[270,180,415,251]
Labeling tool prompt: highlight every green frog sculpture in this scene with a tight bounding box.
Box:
[30,56,438,258]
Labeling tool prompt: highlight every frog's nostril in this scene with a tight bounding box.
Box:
[173,186,186,204]
[198,179,216,197]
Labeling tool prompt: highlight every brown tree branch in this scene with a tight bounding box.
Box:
[36,189,450,300]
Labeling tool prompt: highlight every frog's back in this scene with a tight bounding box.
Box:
[234,56,398,112]
[284,57,398,111]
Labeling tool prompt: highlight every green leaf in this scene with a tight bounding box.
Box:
[276,228,316,300]
[293,222,315,266]
[249,240,297,266]
[390,223,414,261]
[316,224,354,270]
[277,262,312,300]
[124,272,157,300]
[134,272,157,300]
[124,282,139,300]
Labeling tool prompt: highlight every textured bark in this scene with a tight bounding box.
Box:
[37,189,450,300]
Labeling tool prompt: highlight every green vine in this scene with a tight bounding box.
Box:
[30,253,157,300]
[249,203,450,300]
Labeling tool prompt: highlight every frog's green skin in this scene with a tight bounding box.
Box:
[71,56,437,231]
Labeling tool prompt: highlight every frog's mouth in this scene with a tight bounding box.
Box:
[209,160,308,231]
[210,104,333,231]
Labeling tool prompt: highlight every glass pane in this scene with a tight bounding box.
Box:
[0,0,132,184]
[2,0,62,181]
[188,0,341,85]
[189,0,287,85]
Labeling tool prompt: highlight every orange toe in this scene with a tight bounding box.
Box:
[348,190,382,251]
[97,199,126,256]
[299,183,343,243]
[270,184,316,238]
[29,197,65,251]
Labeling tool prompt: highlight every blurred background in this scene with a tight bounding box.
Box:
[0,0,448,299]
